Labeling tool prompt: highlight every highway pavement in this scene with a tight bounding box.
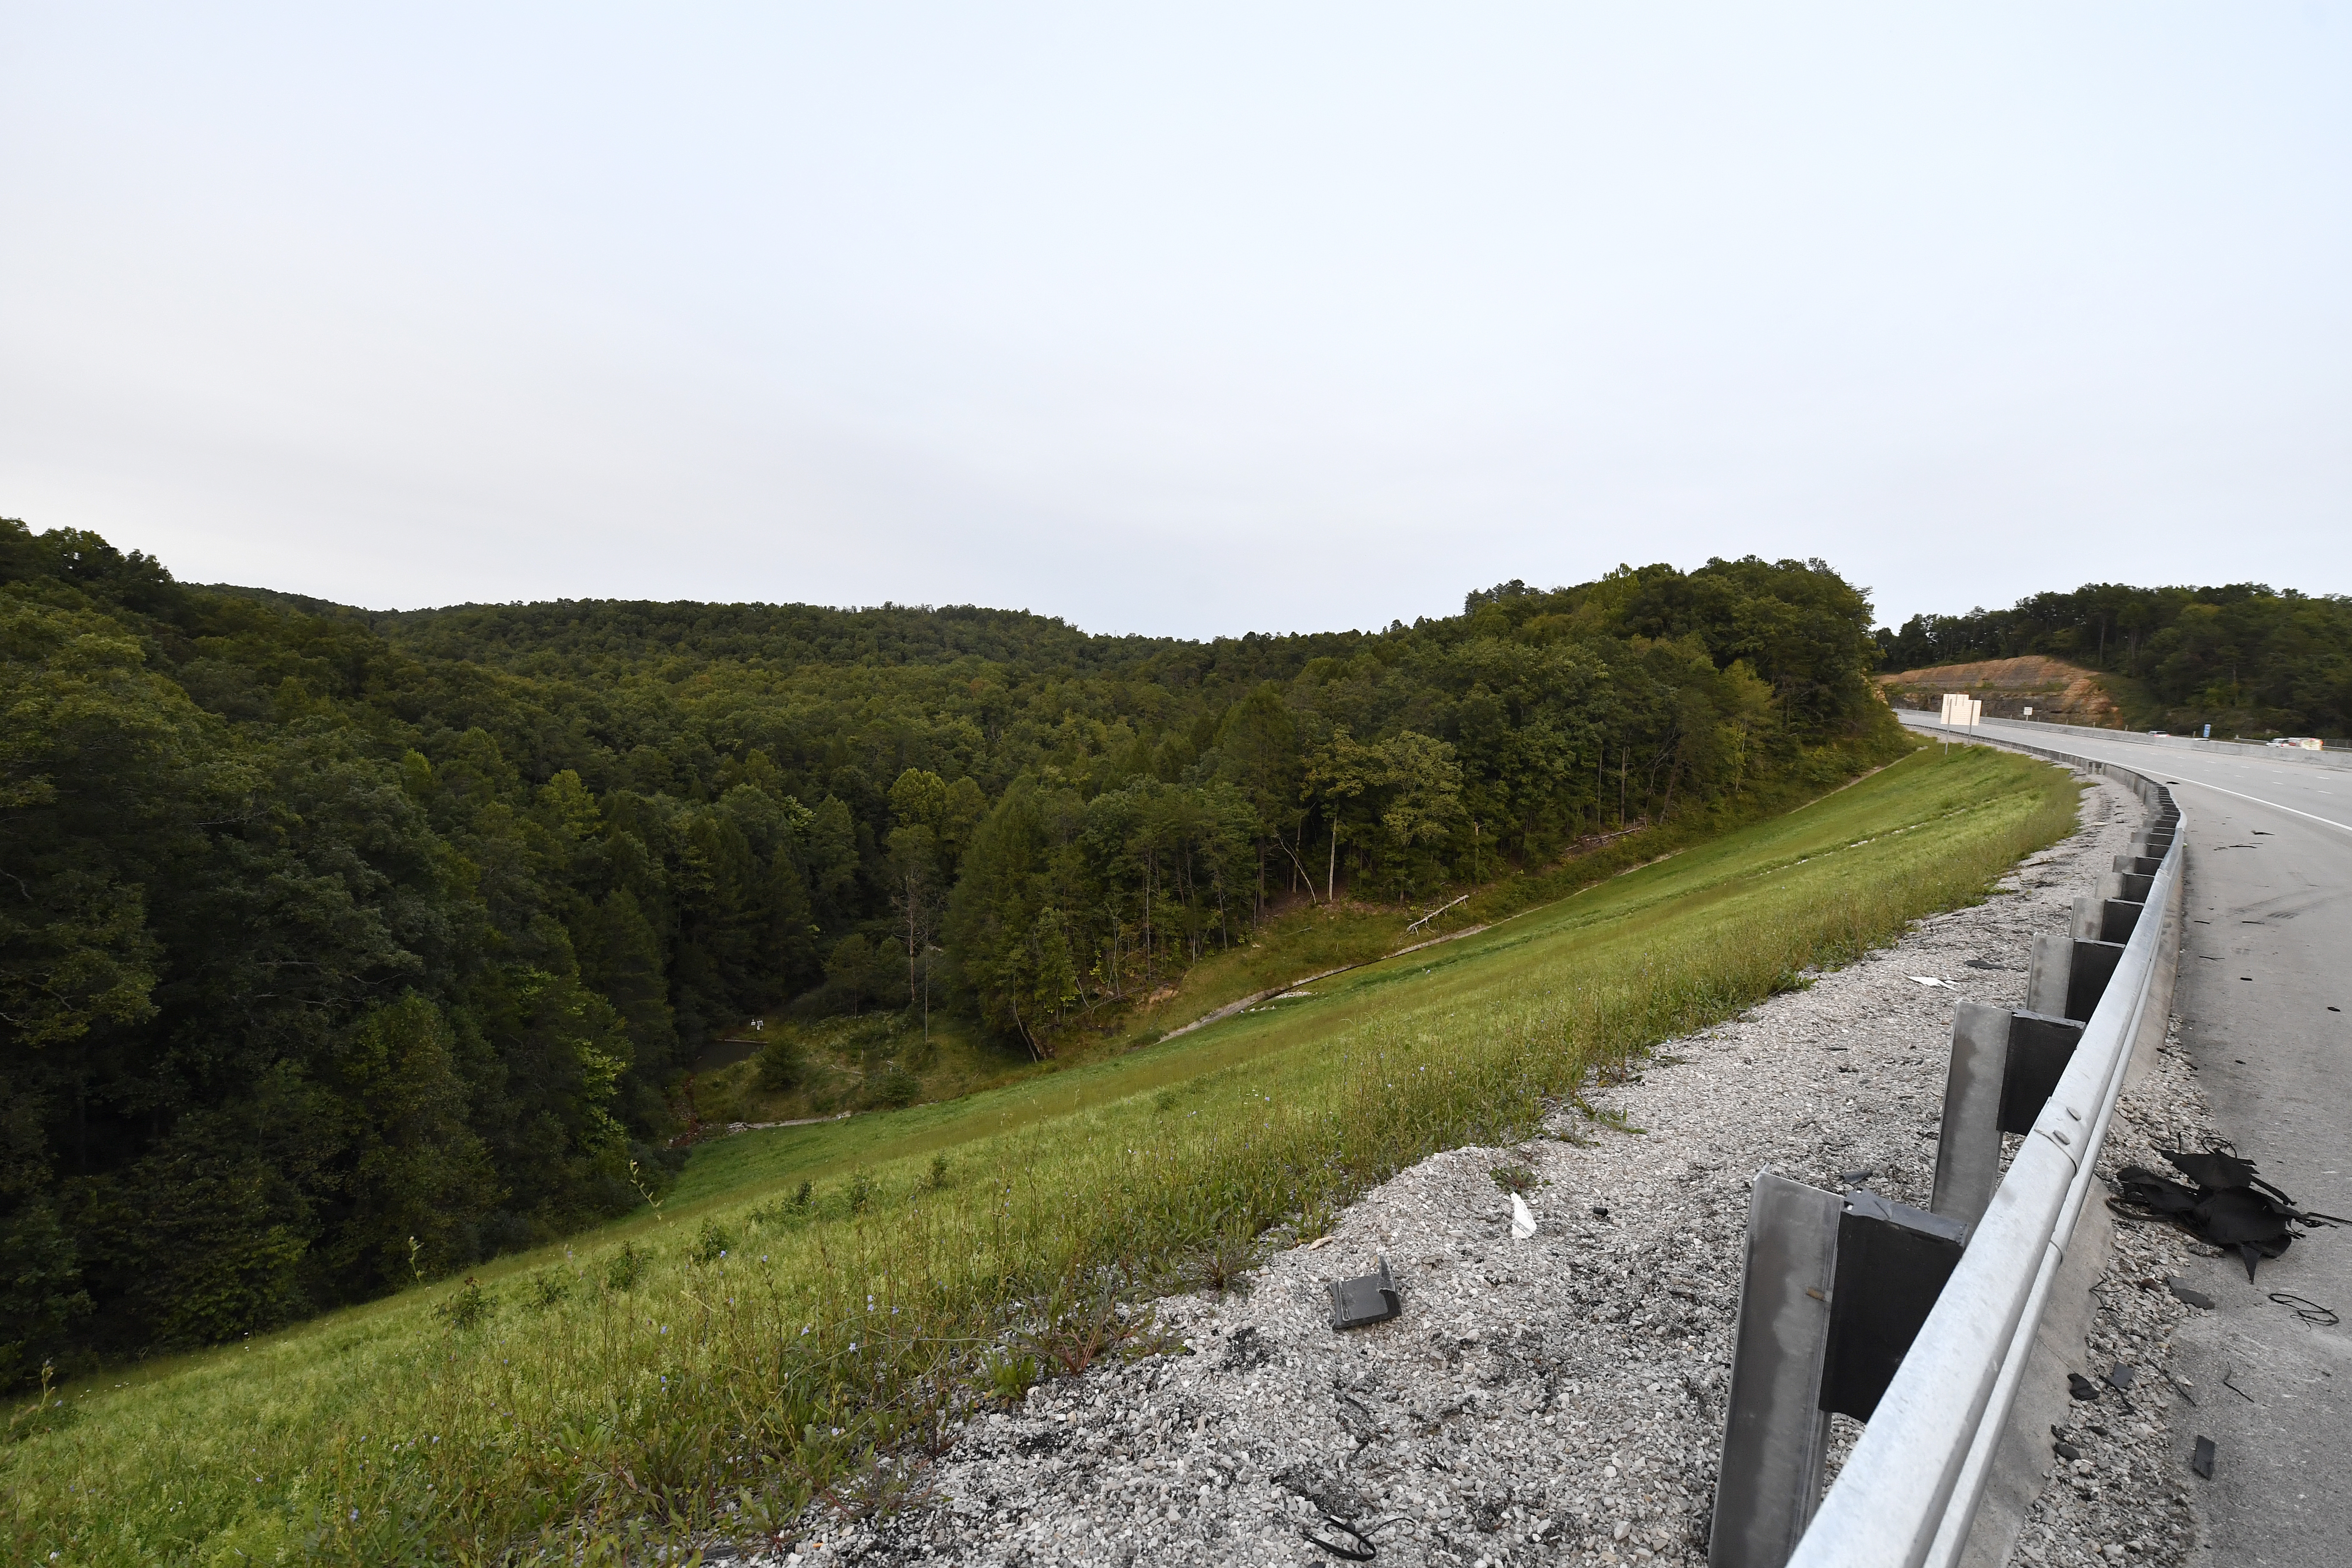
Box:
[1911,716,2352,1566]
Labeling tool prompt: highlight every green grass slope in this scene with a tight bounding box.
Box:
[4,742,2079,1566]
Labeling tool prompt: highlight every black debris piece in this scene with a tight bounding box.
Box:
[2109,1148,2350,1281]
[1328,1255,1402,1331]
[2166,1277,2215,1310]
[1590,1206,1611,1220]
[1275,1462,1369,1522]
[2105,1363,2137,1391]
[2068,1372,2101,1401]
[2053,1440,2082,1462]
[1301,1517,1395,1561]
[2167,1149,2262,1190]
[2191,1436,2216,1479]
[2268,1292,2341,1327]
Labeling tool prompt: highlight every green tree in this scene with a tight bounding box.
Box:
[327,994,501,1285]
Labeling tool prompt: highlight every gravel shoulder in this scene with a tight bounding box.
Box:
[734,769,2215,1568]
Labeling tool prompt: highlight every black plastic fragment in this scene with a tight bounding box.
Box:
[2191,1436,2216,1479]
[2068,1372,2100,1401]
[1327,1255,1402,1331]
[1302,1516,1404,1561]
[2053,1440,2081,1462]
[2268,1292,2341,1327]
[2109,1149,2349,1281]
[1302,1519,1376,1561]
[2105,1363,2137,1391]
[2166,1277,2215,1310]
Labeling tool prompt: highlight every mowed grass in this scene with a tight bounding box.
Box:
[5,742,2078,1566]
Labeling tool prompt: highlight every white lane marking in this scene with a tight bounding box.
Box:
[2164,778,2352,836]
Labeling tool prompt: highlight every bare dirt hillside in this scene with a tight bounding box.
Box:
[1879,656,2123,725]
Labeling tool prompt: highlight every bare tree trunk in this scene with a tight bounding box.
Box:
[1008,996,1049,1061]
[1276,827,1318,903]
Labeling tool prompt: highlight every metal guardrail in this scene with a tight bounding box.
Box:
[1781,719,2184,1567]
[1894,708,2352,771]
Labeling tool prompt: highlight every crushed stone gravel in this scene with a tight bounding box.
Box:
[714,770,2209,1567]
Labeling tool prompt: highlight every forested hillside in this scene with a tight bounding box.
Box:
[1,519,1893,1380]
[1875,581,2352,737]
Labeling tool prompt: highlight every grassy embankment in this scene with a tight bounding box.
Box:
[5,742,2080,1566]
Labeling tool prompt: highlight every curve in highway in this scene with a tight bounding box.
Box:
[1907,716,2351,1568]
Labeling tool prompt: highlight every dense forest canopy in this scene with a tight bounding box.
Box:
[1,518,1893,1379]
[1874,581,2352,737]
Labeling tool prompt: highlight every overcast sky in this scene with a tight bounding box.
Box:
[3,5,2347,637]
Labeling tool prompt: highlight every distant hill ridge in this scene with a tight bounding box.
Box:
[1877,656,2122,726]
[1871,578,2351,739]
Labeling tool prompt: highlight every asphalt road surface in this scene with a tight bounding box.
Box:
[1910,717,2352,1566]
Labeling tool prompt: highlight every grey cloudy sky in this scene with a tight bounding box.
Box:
[3,4,2347,637]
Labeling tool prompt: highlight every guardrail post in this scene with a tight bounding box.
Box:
[1931,1007,2088,1226]
[1995,1011,2085,1132]
[2063,940,2124,1021]
[2069,895,2144,944]
[1820,1194,1968,1420]
[1712,1174,1843,1568]
[2097,898,2142,944]
[2022,934,2069,1016]
[1931,1004,2012,1226]
[2094,868,2155,902]
[1713,1179,1978,1567]
[2023,934,2126,1023]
